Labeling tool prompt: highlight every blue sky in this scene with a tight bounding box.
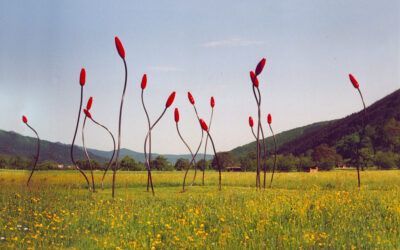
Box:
[0,0,399,154]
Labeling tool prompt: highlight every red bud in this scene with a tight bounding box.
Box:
[187,92,195,105]
[22,115,28,124]
[141,74,147,90]
[248,116,254,127]
[255,58,266,76]
[166,91,176,108]
[115,36,125,59]
[79,68,86,86]
[86,97,93,111]
[349,74,359,89]
[267,114,272,124]
[210,96,215,108]
[83,109,92,119]
[199,118,208,131]
[174,108,180,123]
[250,71,259,87]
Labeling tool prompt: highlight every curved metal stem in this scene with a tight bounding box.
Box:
[143,108,167,196]
[175,123,196,192]
[70,86,90,189]
[190,105,204,185]
[356,88,367,188]
[256,87,267,189]
[26,123,40,186]
[82,116,95,191]
[268,124,277,188]
[207,131,221,190]
[202,108,214,186]
[113,58,128,198]
[141,90,152,192]
[87,118,116,190]
[252,85,261,189]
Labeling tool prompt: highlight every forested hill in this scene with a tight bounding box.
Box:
[278,89,400,155]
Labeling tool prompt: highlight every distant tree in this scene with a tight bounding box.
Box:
[374,151,399,169]
[37,160,58,170]
[174,158,190,171]
[276,154,298,172]
[297,155,314,172]
[151,156,172,171]
[336,134,359,165]
[312,144,340,170]
[382,118,400,152]
[0,156,7,168]
[195,159,211,171]
[211,152,236,171]
[120,156,142,171]
[76,159,100,170]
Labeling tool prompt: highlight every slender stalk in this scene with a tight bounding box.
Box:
[207,131,221,190]
[256,87,267,189]
[86,118,116,190]
[82,116,95,191]
[355,88,367,188]
[202,108,214,186]
[252,85,261,189]
[268,124,277,188]
[141,90,152,192]
[175,123,196,192]
[26,123,40,186]
[70,86,90,189]
[143,108,167,195]
[190,105,204,185]
[113,58,128,198]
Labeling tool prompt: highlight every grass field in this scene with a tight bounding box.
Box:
[0,170,399,249]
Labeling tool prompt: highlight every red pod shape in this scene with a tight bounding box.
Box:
[22,115,28,124]
[174,108,180,123]
[248,116,254,127]
[166,91,176,108]
[141,74,147,89]
[210,96,215,108]
[250,71,259,87]
[255,58,266,76]
[267,114,272,124]
[199,118,208,131]
[80,68,86,86]
[86,97,93,111]
[83,109,92,119]
[187,92,195,105]
[115,36,125,59]
[349,74,359,89]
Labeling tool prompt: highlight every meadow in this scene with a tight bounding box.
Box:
[0,170,399,249]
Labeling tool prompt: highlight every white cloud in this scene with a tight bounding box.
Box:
[201,38,265,48]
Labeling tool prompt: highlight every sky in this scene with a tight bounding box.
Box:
[0,0,399,154]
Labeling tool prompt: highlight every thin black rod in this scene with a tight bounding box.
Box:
[70,86,90,188]
[26,123,40,186]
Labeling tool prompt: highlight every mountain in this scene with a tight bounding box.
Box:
[230,89,400,157]
[278,89,400,155]
[229,121,331,159]
[0,129,212,164]
[0,130,106,164]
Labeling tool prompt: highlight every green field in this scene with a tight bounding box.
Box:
[0,170,399,249]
